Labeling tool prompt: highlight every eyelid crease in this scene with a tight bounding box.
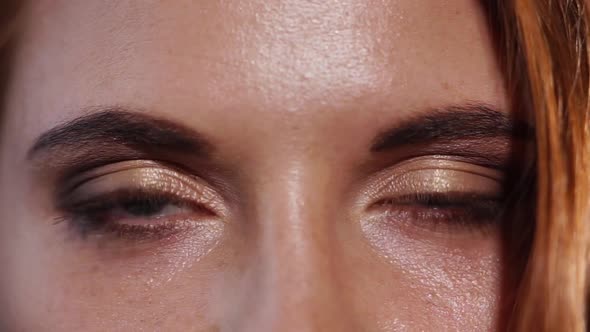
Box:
[358,156,505,207]
[58,160,228,217]
[389,156,504,180]
[390,163,504,182]
[62,160,184,192]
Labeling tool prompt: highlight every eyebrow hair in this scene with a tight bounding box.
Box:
[371,103,533,152]
[28,108,214,159]
[29,104,531,162]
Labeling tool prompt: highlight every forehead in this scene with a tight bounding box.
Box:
[10,0,504,145]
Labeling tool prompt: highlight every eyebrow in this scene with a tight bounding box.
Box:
[29,104,531,162]
[371,103,533,152]
[28,108,214,159]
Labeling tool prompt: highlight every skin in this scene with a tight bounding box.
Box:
[0,1,520,331]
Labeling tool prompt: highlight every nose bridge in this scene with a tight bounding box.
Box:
[243,161,355,331]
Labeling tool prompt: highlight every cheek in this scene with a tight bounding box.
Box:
[0,211,226,330]
[360,218,502,331]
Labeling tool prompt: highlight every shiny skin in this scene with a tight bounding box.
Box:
[0,1,509,331]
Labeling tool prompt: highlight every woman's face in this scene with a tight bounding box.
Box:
[0,1,523,331]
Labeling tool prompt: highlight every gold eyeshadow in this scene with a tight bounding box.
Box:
[358,156,507,238]
[56,154,510,243]
[363,157,503,200]
[55,160,226,242]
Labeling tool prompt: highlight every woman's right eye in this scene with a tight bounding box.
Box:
[65,190,204,225]
[55,160,224,239]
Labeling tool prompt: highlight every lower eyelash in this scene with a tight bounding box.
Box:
[55,212,198,242]
[375,192,504,230]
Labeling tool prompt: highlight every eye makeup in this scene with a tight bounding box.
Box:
[54,160,226,242]
[34,109,528,252]
[360,156,507,239]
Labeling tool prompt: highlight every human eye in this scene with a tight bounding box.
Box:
[55,160,225,242]
[362,157,506,238]
[377,191,501,229]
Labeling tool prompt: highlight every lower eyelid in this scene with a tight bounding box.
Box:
[70,218,219,245]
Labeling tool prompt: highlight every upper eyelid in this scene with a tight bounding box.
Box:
[356,156,505,206]
[394,159,503,181]
[58,161,228,216]
[63,160,181,190]
[61,160,217,200]
[387,156,504,177]
[368,156,504,186]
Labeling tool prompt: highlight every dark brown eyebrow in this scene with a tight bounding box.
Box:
[28,108,214,159]
[371,103,533,152]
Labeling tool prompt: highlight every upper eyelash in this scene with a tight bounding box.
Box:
[374,192,505,227]
[380,192,502,205]
[55,189,215,240]
[58,188,207,213]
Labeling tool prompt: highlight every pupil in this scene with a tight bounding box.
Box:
[122,199,166,217]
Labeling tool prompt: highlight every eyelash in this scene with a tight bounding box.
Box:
[58,189,503,241]
[57,189,213,239]
[375,192,504,232]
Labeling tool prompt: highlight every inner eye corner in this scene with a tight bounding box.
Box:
[364,196,399,211]
[190,202,219,217]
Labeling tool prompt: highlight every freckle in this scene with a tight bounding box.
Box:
[442,82,450,90]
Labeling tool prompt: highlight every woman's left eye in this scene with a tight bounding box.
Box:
[359,158,507,236]
[373,192,503,231]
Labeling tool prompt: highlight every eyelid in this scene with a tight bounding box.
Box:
[390,156,504,181]
[63,160,175,190]
[58,160,227,217]
[359,156,505,206]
